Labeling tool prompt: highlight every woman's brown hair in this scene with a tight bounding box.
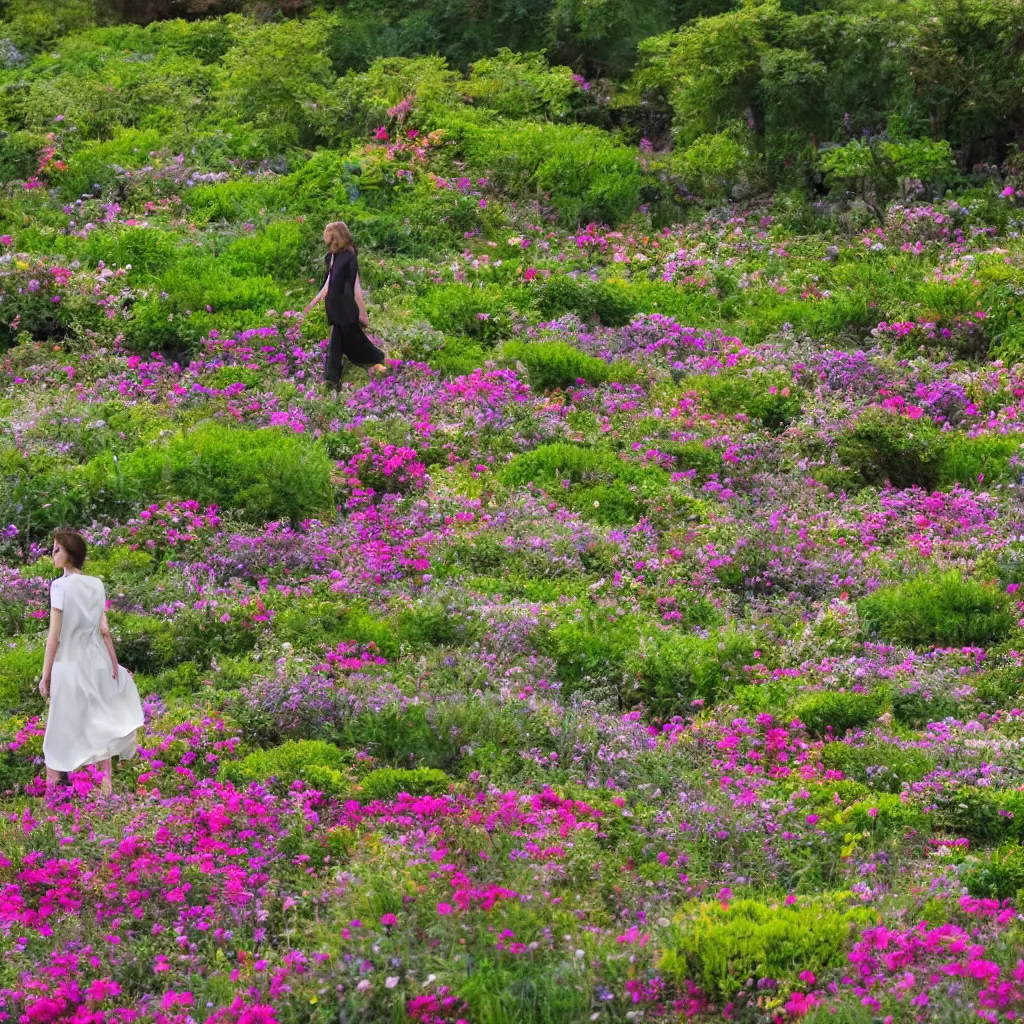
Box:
[324,221,355,254]
[53,529,87,569]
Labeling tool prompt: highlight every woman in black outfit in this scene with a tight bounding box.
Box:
[303,221,385,389]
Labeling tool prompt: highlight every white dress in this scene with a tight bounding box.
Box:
[42,573,144,772]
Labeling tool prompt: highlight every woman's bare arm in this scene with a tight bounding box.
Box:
[355,274,369,327]
[303,279,329,315]
[39,608,62,699]
[100,611,118,679]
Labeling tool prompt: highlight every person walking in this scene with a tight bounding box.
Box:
[39,530,144,796]
[303,221,385,391]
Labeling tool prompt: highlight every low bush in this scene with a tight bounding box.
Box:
[891,687,959,728]
[219,220,311,280]
[626,629,759,716]
[694,371,803,431]
[108,614,178,676]
[820,741,936,793]
[220,739,352,790]
[358,766,451,801]
[503,340,632,390]
[938,786,1024,845]
[535,613,642,699]
[0,645,44,716]
[90,423,336,527]
[661,899,873,1006]
[443,113,646,226]
[501,442,665,524]
[392,602,484,650]
[534,278,644,327]
[836,792,931,837]
[121,257,284,356]
[791,690,882,738]
[834,409,945,490]
[960,845,1024,902]
[938,433,1024,488]
[415,285,516,344]
[857,571,1013,648]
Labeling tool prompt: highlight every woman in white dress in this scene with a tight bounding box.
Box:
[39,530,144,795]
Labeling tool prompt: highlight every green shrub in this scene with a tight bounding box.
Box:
[960,845,1024,901]
[358,766,451,801]
[661,899,872,1005]
[441,114,645,226]
[108,614,178,676]
[0,645,44,716]
[416,285,516,344]
[837,793,930,837]
[53,129,166,200]
[392,603,483,650]
[820,741,935,793]
[891,687,959,728]
[91,423,335,526]
[535,614,642,698]
[858,571,1013,648]
[659,439,723,477]
[428,336,489,377]
[465,49,577,119]
[938,433,1024,488]
[791,691,882,738]
[501,442,665,523]
[694,371,802,431]
[121,258,284,356]
[81,226,178,274]
[535,276,599,322]
[939,787,1024,845]
[503,340,632,390]
[670,125,754,200]
[220,739,351,790]
[219,220,311,280]
[301,764,352,797]
[626,630,758,715]
[834,409,945,490]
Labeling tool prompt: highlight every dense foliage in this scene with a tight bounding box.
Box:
[4,3,1024,1024]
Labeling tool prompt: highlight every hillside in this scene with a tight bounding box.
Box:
[3,4,1024,1024]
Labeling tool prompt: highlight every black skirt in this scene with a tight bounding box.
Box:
[325,322,385,381]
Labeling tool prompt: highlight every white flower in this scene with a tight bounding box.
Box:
[385,976,400,989]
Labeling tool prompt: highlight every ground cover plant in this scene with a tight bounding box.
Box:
[4,2,1024,1023]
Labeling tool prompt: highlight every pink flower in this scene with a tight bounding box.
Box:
[381,912,398,927]
[374,127,390,141]
[437,902,453,915]
[1003,186,1016,198]
[905,405,924,420]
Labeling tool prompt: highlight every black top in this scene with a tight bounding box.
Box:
[323,249,360,326]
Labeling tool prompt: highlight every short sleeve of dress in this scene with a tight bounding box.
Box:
[50,577,65,611]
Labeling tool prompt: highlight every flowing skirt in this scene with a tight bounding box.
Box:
[43,648,144,772]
